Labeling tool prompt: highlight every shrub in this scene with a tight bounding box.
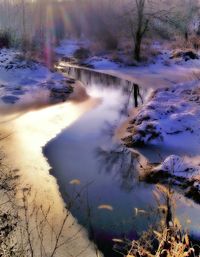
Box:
[0,30,12,48]
[73,47,91,60]
[103,31,118,50]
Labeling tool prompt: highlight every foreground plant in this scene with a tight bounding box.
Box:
[111,184,199,257]
[126,185,199,257]
[127,222,197,257]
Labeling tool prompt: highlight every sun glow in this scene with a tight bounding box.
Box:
[0,98,98,207]
[0,97,100,256]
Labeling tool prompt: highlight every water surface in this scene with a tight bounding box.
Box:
[44,66,200,257]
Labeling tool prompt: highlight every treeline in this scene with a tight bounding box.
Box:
[65,0,200,60]
[0,0,66,54]
[0,0,200,61]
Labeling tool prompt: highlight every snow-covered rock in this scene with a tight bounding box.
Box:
[144,155,200,203]
[153,155,200,179]
[170,49,199,61]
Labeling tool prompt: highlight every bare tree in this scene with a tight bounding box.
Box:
[123,0,177,61]
[168,0,199,42]
[133,0,149,61]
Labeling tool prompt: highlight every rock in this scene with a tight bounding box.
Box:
[73,47,91,61]
[50,85,73,101]
[170,50,199,61]
[185,183,200,203]
[65,78,76,84]
[183,51,199,60]
[79,62,94,69]
[142,155,200,204]
[61,56,77,64]
[51,87,71,94]
[1,95,19,104]
[144,169,171,184]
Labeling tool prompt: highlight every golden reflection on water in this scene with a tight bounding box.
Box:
[0,98,100,257]
[1,99,97,205]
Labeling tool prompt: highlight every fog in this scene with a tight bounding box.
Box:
[0,0,199,54]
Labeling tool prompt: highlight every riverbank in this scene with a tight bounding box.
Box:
[56,39,200,205]
[1,40,200,256]
[0,96,102,257]
[0,48,74,113]
[1,100,102,256]
[0,47,103,256]
[122,80,200,204]
[55,39,200,89]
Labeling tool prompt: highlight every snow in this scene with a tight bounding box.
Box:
[56,40,200,91]
[0,47,100,257]
[149,155,200,201]
[153,155,200,180]
[125,78,200,199]
[55,39,79,56]
[55,40,119,69]
[127,81,200,149]
[0,48,71,107]
[55,39,90,57]
[54,39,200,196]
[86,56,119,69]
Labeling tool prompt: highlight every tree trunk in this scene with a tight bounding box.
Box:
[134,34,142,62]
[184,30,188,42]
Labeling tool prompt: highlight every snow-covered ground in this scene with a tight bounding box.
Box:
[89,49,200,89]
[124,81,200,147]
[55,39,90,57]
[86,56,119,69]
[0,48,72,110]
[56,39,200,90]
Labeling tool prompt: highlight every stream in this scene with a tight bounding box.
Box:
[44,65,200,257]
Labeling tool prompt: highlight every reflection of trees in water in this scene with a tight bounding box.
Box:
[65,65,148,113]
[66,66,125,88]
[95,102,141,192]
[65,65,145,108]
[101,121,118,138]
[96,144,140,192]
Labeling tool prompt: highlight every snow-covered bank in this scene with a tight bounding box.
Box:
[55,39,200,89]
[143,155,200,203]
[0,47,102,256]
[55,40,200,205]
[55,39,90,57]
[0,97,101,257]
[0,48,73,111]
[122,80,200,203]
[123,81,200,148]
